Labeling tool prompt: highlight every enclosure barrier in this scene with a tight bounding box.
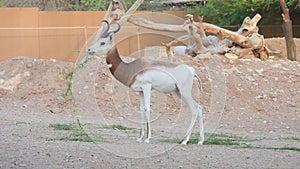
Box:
[0,8,298,62]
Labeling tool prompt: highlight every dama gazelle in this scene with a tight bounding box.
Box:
[86,20,204,144]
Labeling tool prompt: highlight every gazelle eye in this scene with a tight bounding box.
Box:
[100,42,105,45]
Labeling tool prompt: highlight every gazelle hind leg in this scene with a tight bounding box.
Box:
[198,105,205,145]
[137,92,145,143]
[180,94,199,144]
[181,112,197,145]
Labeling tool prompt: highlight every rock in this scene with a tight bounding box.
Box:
[247,68,253,73]
[0,74,22,91]
[228,67,243,74]
[26,63,33,68]
[50,58,57,63]
[268,92,277,100]
[269,55,275,59]
[23,71,30,77]
[255,95,264,99]
[287,101,296,107]
[273,63,290,70]
[246,76,255,82]
[225,53,239,59]
[57,96,64,100]
[103,84,115,94]
[255,68,264,76]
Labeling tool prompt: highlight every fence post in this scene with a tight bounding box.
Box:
[84,25,88,53]
[137,26,141,53]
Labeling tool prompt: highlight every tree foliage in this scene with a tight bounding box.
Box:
[0,0,6,8]
[188,0,299,26]
[70,0,107,11]
[70,0,168,11]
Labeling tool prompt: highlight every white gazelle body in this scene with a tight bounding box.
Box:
[131,65,194,93]
[86,21,204,144]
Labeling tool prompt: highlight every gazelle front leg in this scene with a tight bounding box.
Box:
[143,84,152,143]
[137,91,145,143]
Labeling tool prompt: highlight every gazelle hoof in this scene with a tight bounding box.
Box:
[137,138,143,143]
[145,139,150,144]
[198,139,204,145]
[181,141,188,145]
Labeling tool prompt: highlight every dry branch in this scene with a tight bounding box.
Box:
[237,14,261,36]
[188,24,208,54]
[128,15,187,32]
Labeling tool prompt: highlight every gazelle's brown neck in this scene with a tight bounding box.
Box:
[106,46,134,87]
[106,46,123,75]
[106,45,144,87]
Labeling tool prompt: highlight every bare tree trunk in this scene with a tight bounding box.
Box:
[280,0,297,61]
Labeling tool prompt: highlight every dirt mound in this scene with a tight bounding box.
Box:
[0,56,73,113]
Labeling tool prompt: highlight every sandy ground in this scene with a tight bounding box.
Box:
[0,38,299,168]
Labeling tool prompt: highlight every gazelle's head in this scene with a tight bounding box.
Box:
[87,20,120,56]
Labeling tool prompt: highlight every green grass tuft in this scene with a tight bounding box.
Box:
[103,124,134,131]
[203,133,248,145]
[238,145,300,152]
[50,123,75,130]
[276,147,300,151]
[49,120,93,143]
[282,137,300,141]
[160,133,254,146]
[55,131,93,142]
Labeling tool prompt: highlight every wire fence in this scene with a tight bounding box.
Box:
[0,24,299,62]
